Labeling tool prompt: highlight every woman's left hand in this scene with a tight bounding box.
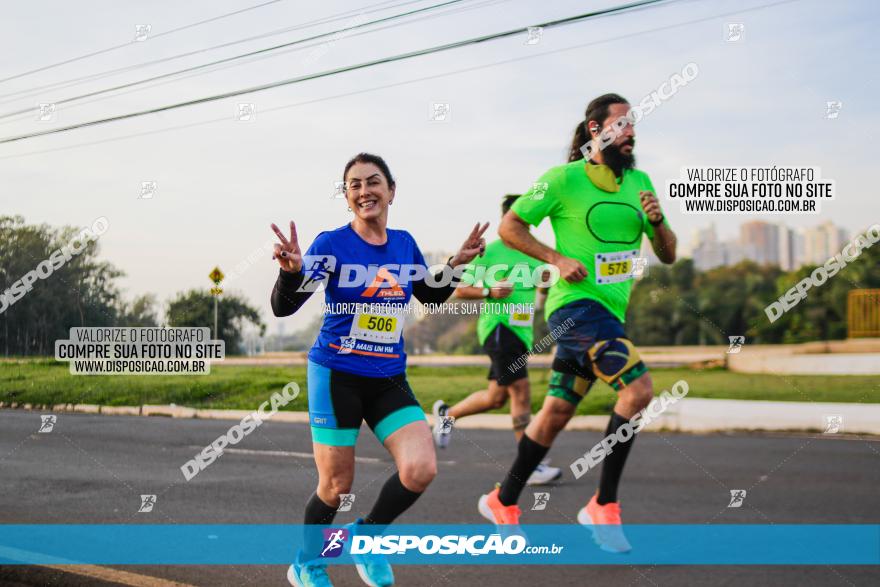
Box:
[449,222,489,266]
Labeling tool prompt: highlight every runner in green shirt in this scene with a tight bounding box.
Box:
[431,195,562,485]
[477,94,678,554]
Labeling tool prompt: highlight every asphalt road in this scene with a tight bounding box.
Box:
[1,409,878,586]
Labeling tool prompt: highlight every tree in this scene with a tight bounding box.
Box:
[0,216,124,355]
[166,289,265,354]
[116,294,159,327]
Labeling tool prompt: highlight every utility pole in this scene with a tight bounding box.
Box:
[209,266,224,340]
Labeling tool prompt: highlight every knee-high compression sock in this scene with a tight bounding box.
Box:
[363,472,423,525]
[301,492,338,560]
[305,492,339,525]
[596,412,636,505]
[498,434,549,506]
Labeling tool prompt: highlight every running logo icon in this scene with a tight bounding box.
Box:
[298,255,337,292]
[337,336,356,355]
[337,493,355,512]
[823,415,843,434]
[726,23,744,42]
[139,181,157,200]
[439,416,455,435]
[138,495,157,513]
[236,103,256,122]
[727,336,745,354]
[525,26,543,45]
[320,528,349,558]
[134,24,151,42]
[727,489,746,508]
[331,181,346,199]
[530,182,549,200]
[825,101,842,119]
[429,102,451,122]
[632,257,648,278]
[36,103,57,122]
[531,492,550,511]
[38,415,56,433]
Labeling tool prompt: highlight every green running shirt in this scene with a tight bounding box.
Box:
[462,239,544,348]
[511,159,668,323]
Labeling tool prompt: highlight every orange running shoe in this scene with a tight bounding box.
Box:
[478,484,522,525]
[577,493,632,553]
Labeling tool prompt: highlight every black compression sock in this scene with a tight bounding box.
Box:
[498,434,549,506]
[363,472,423,525]
[304,492,338,525]
[596,412,636,505]
[302,492,338,560]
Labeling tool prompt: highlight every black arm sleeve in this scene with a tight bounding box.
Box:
[270,269,313,317]
[412,263,460,305]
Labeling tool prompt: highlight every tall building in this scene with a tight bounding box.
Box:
[739,221,780,266]
[688,220,849,271]
[778,225,796,271]
[802,221,849,265]
[691,224,725,270]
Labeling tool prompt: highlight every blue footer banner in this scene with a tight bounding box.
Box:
[1,525,878,565]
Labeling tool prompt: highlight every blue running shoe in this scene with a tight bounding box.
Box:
[347,519,394,586]
[287,553,333,587]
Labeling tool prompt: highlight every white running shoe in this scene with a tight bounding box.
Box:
[431,399,454,449]
[526,458,562,486]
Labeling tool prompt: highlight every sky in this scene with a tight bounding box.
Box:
[1,0,877,334]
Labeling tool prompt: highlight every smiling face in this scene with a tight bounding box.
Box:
[344,162,395,222]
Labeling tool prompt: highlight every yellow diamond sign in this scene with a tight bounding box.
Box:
[209,267,224,284]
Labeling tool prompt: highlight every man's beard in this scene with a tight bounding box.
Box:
[603,140,636,177]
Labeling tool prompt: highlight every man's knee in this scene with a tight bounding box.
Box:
[541,397,575,430]
[488,385,509,410]
[622,373,654,410]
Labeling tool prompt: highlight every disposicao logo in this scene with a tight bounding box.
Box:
[320,528,349,558]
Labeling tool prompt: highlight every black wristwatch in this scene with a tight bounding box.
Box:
[649,214,665,227]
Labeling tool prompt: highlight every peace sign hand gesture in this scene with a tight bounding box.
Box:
[271,221,303,273]
[450,222,490,266]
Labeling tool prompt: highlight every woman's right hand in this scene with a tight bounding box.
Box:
[271,221,303,273]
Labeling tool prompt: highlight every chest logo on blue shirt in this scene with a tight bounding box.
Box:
[361,268,406,298]
[299,255,337,292]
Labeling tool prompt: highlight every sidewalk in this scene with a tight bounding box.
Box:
[4,397,878,435]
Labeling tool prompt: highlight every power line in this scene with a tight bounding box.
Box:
[0,0,672,145]
[0,0,429,105]
[0,0,504,128]
[0,0,800,161]
[0,0,287,84]
[0,0,472,122]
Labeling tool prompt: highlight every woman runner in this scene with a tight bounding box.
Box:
[271,152,488,587]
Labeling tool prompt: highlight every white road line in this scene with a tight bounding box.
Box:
[221,447,383,463]
[214,446,456,465]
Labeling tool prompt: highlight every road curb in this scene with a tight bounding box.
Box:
[2,398,878,435]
